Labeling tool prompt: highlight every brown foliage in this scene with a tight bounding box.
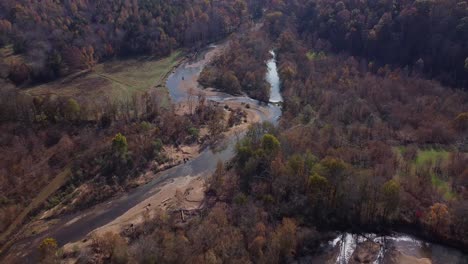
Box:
[199,31,271,102]
[0,0,254,84]
[8,61,30,85]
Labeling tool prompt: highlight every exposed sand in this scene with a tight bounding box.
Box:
[61,98,266,255]
[96,175,205,235]
[391,250,432,264]
[132,144,201,186]
[62,175,206,256]
[61,41,270,258]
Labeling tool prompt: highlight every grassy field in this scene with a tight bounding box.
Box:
[23,51,183,109]
[431,173,456,200]
[414,149,450,167]
[395,147,456,201]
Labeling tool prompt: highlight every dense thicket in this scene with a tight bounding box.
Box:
[267,0,468,89]
[273,32,467,244]
[199,30,271,102]
[0,90,228,236]
[0,0,258,85]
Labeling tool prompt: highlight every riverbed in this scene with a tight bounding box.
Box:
[0,42,282,263]
[2,42,466,264]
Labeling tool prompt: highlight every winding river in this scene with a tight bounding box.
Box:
[3,44,466,263]
[2,43,281,263]
[171,46,467,263]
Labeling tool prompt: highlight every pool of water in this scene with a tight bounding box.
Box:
[312,232,467,264]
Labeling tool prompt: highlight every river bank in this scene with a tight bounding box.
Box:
[2,36,465,264]
[309,231,467,264]
[0,38,281,263]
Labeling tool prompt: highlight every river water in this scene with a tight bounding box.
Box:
[166,45,282,122]
[3,43,466,264]
[1,43,282,263]
[312,232,467,264]
[162,44,468,264]
[267,50,283,103]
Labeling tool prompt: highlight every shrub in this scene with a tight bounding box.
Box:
[112,133,128,156]
[39,237,58,262]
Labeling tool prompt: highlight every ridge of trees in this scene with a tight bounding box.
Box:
[199,30,272,102]
[265,0,468,90]
[68,25,468,260]
[0,0,261,85]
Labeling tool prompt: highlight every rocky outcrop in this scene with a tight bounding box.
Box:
[349,241,381,263]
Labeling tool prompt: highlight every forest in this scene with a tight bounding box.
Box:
[1,0,467,263]
[55,1,467,262]
[0,0,256,249]
[0,0,263,85]
[199,30,272,102]
[280,0,468,89]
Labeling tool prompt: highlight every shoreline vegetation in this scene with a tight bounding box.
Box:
[1,1,258,258]
[0,45,185,249]
[0,38,272,262]
[0,51,186,256]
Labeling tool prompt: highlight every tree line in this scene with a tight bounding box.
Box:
[199,30,272,102]
[265,0,468,89]
[0,0,260,86]
[62,18,468,263]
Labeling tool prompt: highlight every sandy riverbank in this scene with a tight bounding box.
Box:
[59,44,272,258]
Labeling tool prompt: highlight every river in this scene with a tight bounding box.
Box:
[1,43,281,263]
[311,232,468,264]
[267,50,283,103]
[167,45,282,122]
[2,44,466,264]
[265,50,466,263]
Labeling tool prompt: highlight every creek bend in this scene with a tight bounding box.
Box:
[1,43,281,262]
[3,44,466,264]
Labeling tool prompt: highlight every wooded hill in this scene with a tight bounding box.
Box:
[266,0,468,89]
[0,0,264,85]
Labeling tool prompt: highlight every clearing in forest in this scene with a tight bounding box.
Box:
[396,147,457,200]
[23,51,183,108]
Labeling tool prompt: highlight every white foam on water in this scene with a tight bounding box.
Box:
[266,50,283,103]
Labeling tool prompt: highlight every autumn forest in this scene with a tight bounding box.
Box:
[0,0,467,264]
